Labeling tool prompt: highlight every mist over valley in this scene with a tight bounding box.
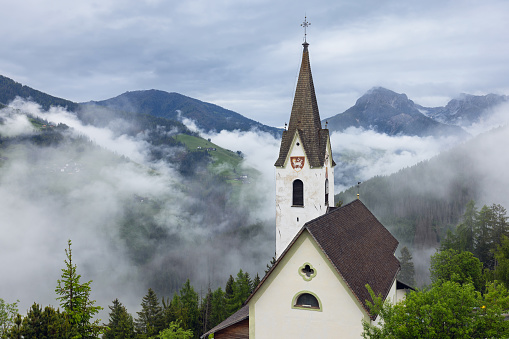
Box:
[1,76,509,316]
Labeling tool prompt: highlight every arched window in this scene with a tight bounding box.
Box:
[325,179,329,206]
[293,179,304,206]
[292,292,321,311]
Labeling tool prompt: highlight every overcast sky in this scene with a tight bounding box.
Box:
[1,0,509,127]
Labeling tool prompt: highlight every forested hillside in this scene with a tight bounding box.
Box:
[0,75,79,111]
[336,125,509,284]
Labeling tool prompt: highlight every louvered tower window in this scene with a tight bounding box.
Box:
[325,179,329,206]
[293,179,304,206]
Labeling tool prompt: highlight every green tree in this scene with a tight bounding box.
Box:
[208,288,226,330]
[225,270,251,316]
[17,303,71,339]
[177,280,199,337]
[362,281,509,339]
[135,288,164,338]
[0,298,18,338]
[397,246,415,287]
[103,299,136,339]
[491,203,509,249]
[430,249,484,291]
[456,199,478,253]
[475,205,495,268]
[252,273,261,291]
[55,239,103,338]
[264,257,276,275]
[157,321,193,339]
[495,235,509,289]
[199,288,212,335]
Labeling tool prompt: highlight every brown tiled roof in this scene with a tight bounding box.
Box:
[246,199,399,320]
[275,42,335,168]
[201,304,249,338]
[306,199,400,319]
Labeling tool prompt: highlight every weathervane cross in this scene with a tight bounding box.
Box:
[301,16,310,42]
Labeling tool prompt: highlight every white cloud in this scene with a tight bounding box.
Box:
[0,108,34,136]
[330,127,462,192]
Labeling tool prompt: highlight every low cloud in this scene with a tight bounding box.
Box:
[0,100,274,317]
[330,127,463,192]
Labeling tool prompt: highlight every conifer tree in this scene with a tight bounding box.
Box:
[457,200,478,253]
[177,279,199,336]
[103,299,136,339]
[199,288,212,335]
[475,205,495,268]
[209,288,226,330]
[135,288,164,338]
[55,239,103,338]
[495,236,509,289]
[397,247,415,287]
[491,203,509,248]
[252,273,261,292]
[17,303,70,339]
[264,257,276,275]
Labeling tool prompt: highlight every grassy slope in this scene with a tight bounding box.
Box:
[174,134,257,184]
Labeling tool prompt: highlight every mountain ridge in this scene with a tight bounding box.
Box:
[324,87,508,138]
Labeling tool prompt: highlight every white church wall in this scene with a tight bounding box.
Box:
[275,132,334,258]
[250,231,368,338]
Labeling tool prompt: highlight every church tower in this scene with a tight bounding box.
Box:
[274,37,335,258]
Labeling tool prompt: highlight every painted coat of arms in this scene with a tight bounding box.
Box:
[291,156,305,172]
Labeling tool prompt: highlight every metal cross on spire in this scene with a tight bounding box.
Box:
[301,16,310,42]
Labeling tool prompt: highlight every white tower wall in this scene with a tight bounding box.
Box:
[275,132,334,258]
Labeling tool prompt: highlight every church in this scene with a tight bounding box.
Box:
[202,33,409,339]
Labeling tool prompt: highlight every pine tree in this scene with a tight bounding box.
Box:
[224,275,234,303]
[199,288,212,335]
[209,288,226,330]
[225,270,252,317]
[397,247,415,287]
[491,204,509,249]
[178,279,199,337]
[103,299,136,339]
[475,205,495,268]
[135,288,164,338]
[252,273,261,292]
[264,257,276,275]
[55,239,103,338]
[457,200,478,253]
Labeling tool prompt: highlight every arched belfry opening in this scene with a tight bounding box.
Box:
[293,179,304,206]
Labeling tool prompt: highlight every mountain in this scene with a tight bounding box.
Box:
[0,75,280,137]
[84,90,281,135]
[420,93,508,126]
[324,87,468,138]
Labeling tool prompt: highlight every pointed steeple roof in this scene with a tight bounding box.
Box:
[275,42,333,168]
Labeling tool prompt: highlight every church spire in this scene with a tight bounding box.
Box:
[275,38,326,168]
